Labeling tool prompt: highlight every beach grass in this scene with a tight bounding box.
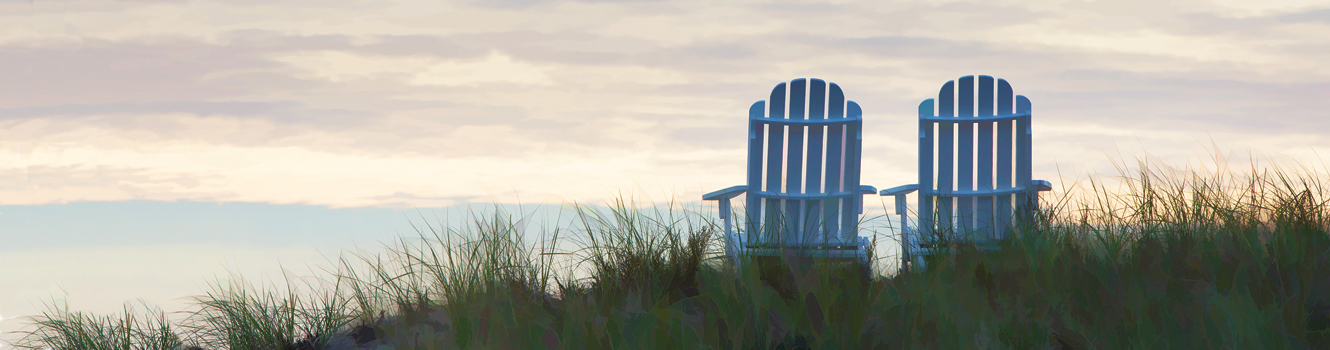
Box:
[6,154,1330,349]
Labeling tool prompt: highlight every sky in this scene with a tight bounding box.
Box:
[3,0,1330,346]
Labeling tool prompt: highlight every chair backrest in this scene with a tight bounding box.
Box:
[917,75,1035,242]
[744,78,865,248]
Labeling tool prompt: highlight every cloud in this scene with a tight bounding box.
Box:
[1280,8,1330,23]
[464,0,667,10]
[0,101,373,124]
[0,0,1324,209]
[0,37,301,105]
[271,49,555,86]
[410,51,555,86]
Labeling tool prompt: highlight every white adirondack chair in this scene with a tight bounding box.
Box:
[881,75,1052,272]
[703,78,878,271]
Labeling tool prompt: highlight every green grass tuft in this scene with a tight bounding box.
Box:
[7,155,1330,349]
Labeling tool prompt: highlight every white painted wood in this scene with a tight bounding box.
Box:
[888,75,1051,272]
[704,78,877,270]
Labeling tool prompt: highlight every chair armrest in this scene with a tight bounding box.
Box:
[1033,180,1052,192]
[880,184,919,196]
[859,185,878,195]
[703,185,748,200]
[881,184,918,215]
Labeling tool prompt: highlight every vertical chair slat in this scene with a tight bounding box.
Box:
[917,99,935,243]
[825,84,845,243]
[764,82,787,247]
[806,79,827,246]
[746,101,765,250]
[1016,95,1034,223]
[976,75,995,240]
[936,81,956,239]
[843,101,863,244]
[785,79,807,247]
[995,79,1014,239]
[957,76,975,236]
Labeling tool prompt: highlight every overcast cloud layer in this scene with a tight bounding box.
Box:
[3,0,1328,210]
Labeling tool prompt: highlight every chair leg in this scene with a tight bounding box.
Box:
[902,225,921,273]
[727,231,743,271]
[852,236,872,279]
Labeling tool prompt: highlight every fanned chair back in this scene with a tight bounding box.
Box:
[881,75,1050,272]
[704,78,877,269]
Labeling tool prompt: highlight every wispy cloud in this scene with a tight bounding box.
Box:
[0,0,1325,208]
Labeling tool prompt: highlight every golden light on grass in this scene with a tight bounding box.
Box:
[7,153,1330,349]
